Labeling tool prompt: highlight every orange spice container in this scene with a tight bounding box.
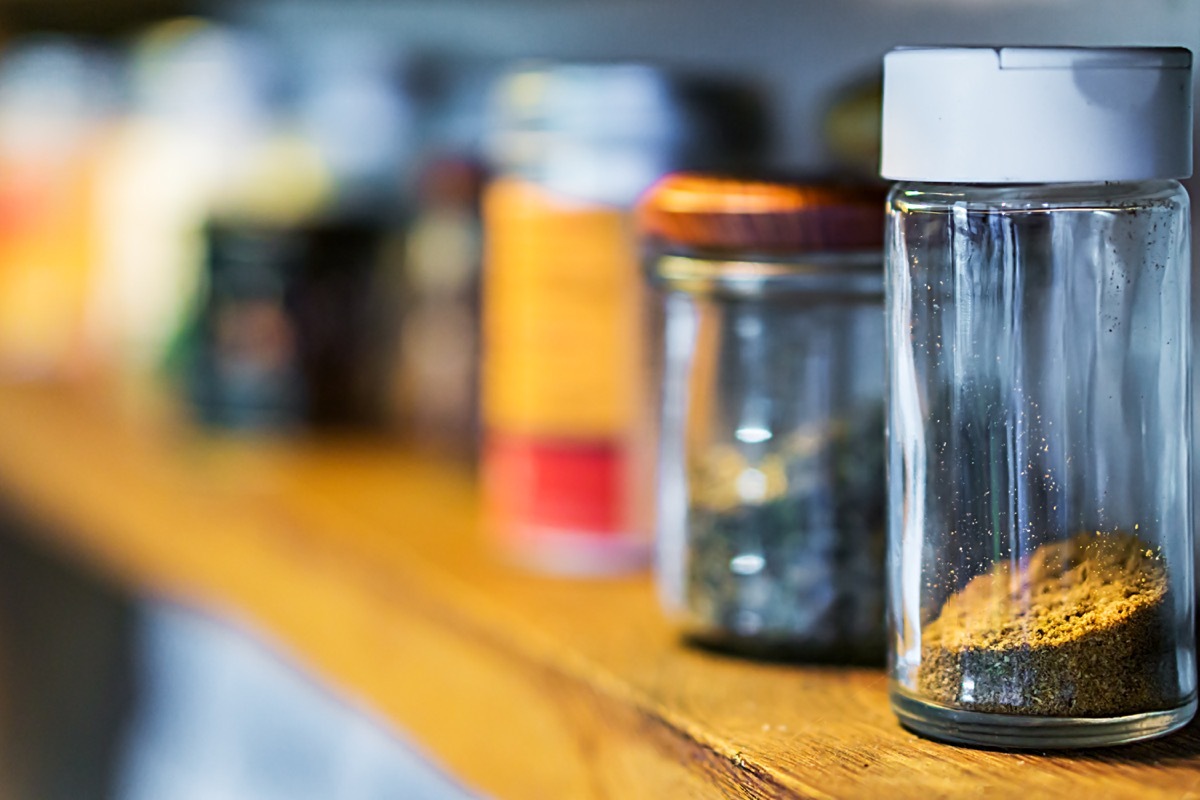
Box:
[480,64,762,574]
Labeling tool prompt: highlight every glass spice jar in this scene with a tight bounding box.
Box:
[638,173,888,662]
[883,47,1196,748]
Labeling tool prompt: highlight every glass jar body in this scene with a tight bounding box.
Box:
[886,180,1196,747]
[654,253,886,662]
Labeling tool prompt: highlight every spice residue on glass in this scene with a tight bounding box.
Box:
[919,530,1173,717]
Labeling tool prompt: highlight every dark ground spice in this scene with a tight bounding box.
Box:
[683,412,885,663]
[918,531,1176,717]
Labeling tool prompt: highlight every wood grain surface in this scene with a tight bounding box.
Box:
[0,382,1198,799]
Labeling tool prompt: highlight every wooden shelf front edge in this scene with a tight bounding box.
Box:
[0,383,1198,799]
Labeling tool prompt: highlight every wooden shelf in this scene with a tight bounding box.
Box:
[0,382,1199,798]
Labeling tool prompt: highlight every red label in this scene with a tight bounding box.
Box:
[484,434,624,537]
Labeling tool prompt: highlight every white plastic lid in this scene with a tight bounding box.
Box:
[880,47,1193,183]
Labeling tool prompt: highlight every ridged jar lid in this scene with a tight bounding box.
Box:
[881,47,1193,183]
[636,173,886,254]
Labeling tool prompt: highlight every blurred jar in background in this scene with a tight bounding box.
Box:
[187,223,305,429]
[390,156,485,456]
[0,38,117,380]
[186,220,384,429]
[480,63,764,575]
[179,27,417,431]
[90,19,282,377]
[375,59,496,451]
[639,174,886,662]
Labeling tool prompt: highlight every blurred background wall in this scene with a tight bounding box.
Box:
[229,0,1200,168]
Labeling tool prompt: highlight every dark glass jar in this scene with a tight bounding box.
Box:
[186,221,386,429]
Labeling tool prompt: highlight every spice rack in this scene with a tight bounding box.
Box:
[0,382,1198,798]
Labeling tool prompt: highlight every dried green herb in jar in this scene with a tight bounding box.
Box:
[918,531,1175,717]
[683,410,886,663]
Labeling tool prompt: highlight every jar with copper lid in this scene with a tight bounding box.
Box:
[638,173,887,662]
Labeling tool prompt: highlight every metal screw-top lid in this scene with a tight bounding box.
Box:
[637,173,885,298]
[637,173,885,254]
